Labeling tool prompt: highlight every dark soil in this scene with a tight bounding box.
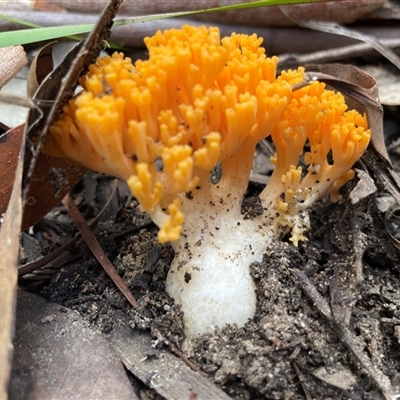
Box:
[18,157,400,400]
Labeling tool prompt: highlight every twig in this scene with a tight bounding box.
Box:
[362,150,400,207]
[152,327,201,373]
[64,295,103,305]
[292,362,312,400]
[292,269,396,400]
[279,37,400,69]
[169,344,200,373]
[18,179,119,277]
[276,337,304,351]
[291,21,400,71]
[62,193,138,309]
[0,93,29,107]
[0,46,27,90]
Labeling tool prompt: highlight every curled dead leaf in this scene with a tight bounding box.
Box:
[0,124,86,231]
[26,42,55,99]
[0,123,25,399]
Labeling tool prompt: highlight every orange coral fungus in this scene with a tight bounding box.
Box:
[45,25,371,336]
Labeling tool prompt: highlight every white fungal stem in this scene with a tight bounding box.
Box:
[165,154,277,336]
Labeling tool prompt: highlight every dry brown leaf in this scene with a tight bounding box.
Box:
[305,64,391,167]
[0,46,27,90]
[26,42,55,99]
[0,124,25,399]
[359,65,400,106]
[0,125,86,231]
[362,150,400,208]
[2,0,124,228]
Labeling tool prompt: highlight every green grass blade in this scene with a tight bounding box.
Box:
[117,0,321,24]
[0,22,97,48]
[175,0,319,13]
[0,0,322,48]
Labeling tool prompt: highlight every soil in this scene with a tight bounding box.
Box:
[17,155,400,400]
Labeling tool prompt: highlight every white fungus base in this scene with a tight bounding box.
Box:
[165,194,273,337]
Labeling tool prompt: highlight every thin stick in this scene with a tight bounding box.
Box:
[18,179,118,277]
[292,362,312,400]
[152,328,201,373]
[279,37,400,69]
[62,193,138,308]
[0,93,29,107]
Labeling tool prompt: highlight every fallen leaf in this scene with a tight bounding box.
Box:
[384,203,400,251]
[105,313,232,400]
[10,290,138,400]
[0,0,124,228]
[0,125,86,231]
[293,20,400,71]
[26,41,55,99]
[359,65,400,106]
[362,150,400,208]
[0,123,25,399]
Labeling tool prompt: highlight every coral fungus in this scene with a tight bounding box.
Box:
[45,25,371,336]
